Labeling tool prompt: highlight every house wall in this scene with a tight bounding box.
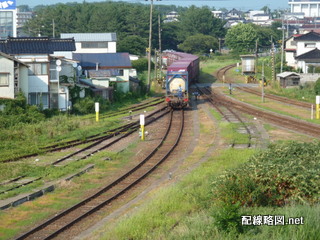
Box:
[286,52,296,68]
[74,41,117,53]
[19,65,29,101]
[0,56,14,99]
[296,41,320,56]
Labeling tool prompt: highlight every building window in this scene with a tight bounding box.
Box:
[0,11,14,38]
[118,69,124,76]
[0,73,9,86]
[29,92,49,108]
[81,42,108,48]
[28,63,48,76]
[305,43,316,48]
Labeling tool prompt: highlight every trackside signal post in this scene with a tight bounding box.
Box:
[140,114,145,141]
[95,102,99,122]
[316,96,320,120]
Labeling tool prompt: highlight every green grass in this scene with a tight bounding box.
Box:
[99,148,256,240]
[199,57,239,83]
[220,122,251,145]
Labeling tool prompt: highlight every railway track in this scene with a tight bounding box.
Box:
[216,63,237,82]
[15,109,185,240]
[197,86,251,148]
[84,97,164,121]
[216,64,312,109]
[2,104,167,164]
[51,108,170,166]
[235,85,312,109]
[212,89,320,138]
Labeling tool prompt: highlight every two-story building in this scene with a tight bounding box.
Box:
[0,51,28,100]
[0,36,76,110]
[294,31,320,72]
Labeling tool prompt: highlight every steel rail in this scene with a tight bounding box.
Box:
[213,90,320,138]
[16,110,184,240]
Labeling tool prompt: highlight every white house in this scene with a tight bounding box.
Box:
[294,31,320,56]
[0,52,28,100]
[60,33,117,58]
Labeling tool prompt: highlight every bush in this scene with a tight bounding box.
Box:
[315,78,320,95]
[212,142,320,208]
[132,58,154,73]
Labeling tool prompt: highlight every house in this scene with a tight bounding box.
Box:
[251,14,272,26]
[0,51,28,100]
[60,33,117,58]
[295,48,320,73]
[294,31,320,56]
[277,72,300,88]
[226,8,243,19]
[0,36,76,110]
[73,52,132,94]
[164,11,179,23]
[284,34,302,68]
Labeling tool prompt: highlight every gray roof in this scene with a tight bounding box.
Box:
[73,53,131,69]
[277,72,300,78]
[60,33,117,42]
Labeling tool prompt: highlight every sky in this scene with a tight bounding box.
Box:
[17,0,289,11]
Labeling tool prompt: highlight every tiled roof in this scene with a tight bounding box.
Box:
[295,48,320,60]
[0,37,75,54]
[60,33,117,42]
[294,31,320,41]
[73,53,131,69]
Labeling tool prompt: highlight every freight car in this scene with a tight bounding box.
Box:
[164,51,199,108]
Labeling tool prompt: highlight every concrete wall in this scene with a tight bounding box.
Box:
[300,73,320,84]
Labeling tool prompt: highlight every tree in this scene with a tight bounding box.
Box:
[162,21,180,50]
[118,35,147,56]
[177,6,225,41]
[225,23,258,53]
[178,34,218,54]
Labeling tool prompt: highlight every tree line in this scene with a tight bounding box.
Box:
[22,2,282,55]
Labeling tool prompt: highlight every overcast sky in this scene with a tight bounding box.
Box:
[17,0,289,11]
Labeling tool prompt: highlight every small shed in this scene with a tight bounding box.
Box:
[240,55,256,75]
[277,72,300,88]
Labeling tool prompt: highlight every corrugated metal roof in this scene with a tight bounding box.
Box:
[60,33,117,42]
[73,53,131,68]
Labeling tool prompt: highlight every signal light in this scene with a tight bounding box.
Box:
[183,98,189,102]
[165,97,171,102]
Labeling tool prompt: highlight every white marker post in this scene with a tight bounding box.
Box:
[316,96,320,120]
[311,105,314,120]
[95,102,100,122]
[140,114,145,141]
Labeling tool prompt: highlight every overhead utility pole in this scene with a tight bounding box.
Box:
[147,0,154,92]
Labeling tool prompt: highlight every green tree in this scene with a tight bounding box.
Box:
[118,35,147,56]
[178,34,218,54]
[178,6,225,41]
[225,23,258,53]
[162,21,180,50]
